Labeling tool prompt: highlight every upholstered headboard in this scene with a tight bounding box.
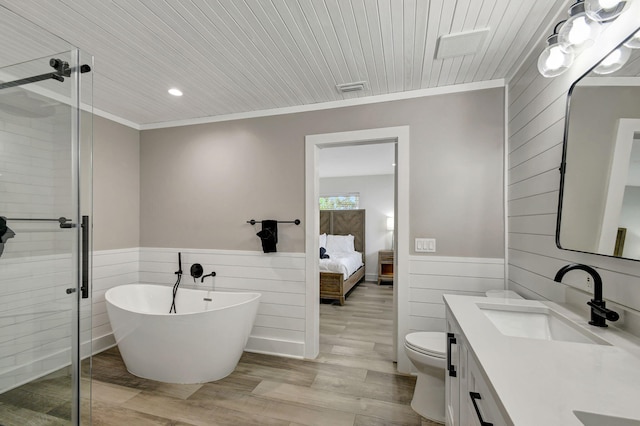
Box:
[319,209,365,255]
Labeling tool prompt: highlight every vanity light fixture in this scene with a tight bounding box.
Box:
[537,0,632,77]
[593,45,632,73]
[168,88,183,97]
[538,23,575,78]
[584,0,631,22]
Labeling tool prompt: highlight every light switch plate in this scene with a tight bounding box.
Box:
[415,238,436,252]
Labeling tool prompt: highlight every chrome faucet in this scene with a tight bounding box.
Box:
[554,263,619,327]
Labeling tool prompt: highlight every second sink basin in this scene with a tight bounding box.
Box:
[477,303,610,345]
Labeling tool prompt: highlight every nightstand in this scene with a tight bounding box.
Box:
[378,250,394,285]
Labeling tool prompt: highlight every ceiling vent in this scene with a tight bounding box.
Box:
[435,28,490,59]
[336,81,367,93]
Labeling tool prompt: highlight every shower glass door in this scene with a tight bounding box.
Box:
[0,49,93,425]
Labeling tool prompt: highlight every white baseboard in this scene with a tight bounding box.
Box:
[90,333,116,355]
[245,336,305,359]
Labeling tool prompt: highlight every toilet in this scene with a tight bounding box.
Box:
[404,289,523,423]
[404,331,447,423]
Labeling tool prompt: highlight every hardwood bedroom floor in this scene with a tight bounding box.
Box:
[0,282,440,425]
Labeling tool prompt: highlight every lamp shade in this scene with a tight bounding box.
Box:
[386,217,394,231]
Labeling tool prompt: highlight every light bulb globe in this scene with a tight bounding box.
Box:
[624,29,640,49]
[538,35,575,77]
[584,0,629,22]
[593,45,631,74]
[558,3,602,53]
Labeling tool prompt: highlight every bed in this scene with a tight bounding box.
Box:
[319,209,365,305]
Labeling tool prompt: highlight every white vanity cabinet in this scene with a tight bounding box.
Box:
[446,306,509,426]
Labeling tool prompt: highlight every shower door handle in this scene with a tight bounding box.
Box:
[80,215,89,299]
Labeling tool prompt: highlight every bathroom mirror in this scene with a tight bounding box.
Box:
[557,27,640,261]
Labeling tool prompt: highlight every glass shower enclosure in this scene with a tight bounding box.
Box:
[0,47,93,424]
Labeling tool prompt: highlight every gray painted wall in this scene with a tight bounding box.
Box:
[140,88,505,258]
[93,115,140,250]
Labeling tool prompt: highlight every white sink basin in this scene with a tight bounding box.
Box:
[574,410,640,425]
[477,303,610,345]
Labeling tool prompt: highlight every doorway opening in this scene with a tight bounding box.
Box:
[305,126,411,373]
[317,142,396,366]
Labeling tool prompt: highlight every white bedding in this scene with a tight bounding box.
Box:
[319,251,364,279]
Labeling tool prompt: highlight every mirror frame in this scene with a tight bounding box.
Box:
[556,31,640,262]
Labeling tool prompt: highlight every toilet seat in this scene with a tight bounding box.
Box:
[405,332,446,359]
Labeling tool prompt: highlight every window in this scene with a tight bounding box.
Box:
[319,193,360,210]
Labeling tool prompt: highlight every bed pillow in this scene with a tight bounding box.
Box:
[319,233,327,249]
[326,234,355,253]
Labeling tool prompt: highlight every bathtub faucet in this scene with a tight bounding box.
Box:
[201,271,216,283]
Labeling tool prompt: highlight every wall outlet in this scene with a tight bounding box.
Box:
[415,238,436,252]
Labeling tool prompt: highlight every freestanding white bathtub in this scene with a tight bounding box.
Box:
[105,284,261,384]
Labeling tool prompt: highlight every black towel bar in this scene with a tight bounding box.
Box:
[2,216,72,228]
[247,219,301,226]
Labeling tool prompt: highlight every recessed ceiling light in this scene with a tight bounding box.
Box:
[168,88,183,97]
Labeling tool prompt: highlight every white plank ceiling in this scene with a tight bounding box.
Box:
[0,0,567,127]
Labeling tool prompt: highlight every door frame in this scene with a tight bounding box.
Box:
[304,125,410,372]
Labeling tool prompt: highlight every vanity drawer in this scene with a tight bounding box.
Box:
[466,354,509,426]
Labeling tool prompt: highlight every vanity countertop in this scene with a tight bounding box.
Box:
[444,294,640,426]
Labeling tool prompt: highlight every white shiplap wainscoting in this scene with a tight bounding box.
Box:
[138,248,306,358]
[0,253,75,393]
[408,256,504,333]
[0,101,89,393]
[0,248,138,394]
[91,248,140,354]
[507,2,640,336]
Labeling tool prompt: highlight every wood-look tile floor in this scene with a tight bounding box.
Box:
[0,282,440,425]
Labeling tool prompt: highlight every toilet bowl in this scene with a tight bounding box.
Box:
[404,332,446,423]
